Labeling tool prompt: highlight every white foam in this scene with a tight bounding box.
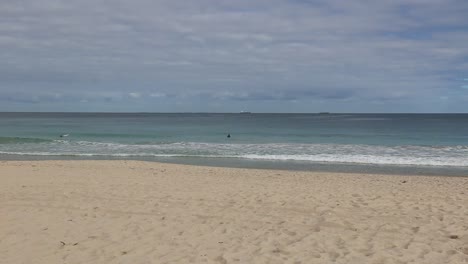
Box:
[1,141,468,167]
[239,154,468,167]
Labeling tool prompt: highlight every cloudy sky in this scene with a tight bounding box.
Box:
[1,0,468,112]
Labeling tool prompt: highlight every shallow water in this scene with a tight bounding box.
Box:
[1,112,467,174]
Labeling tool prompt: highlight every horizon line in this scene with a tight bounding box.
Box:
[1,111,468,114]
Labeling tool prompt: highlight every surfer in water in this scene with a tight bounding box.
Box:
[227,133,231,138]
[60,134,69,138]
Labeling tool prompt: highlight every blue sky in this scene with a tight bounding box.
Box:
[1,0,468,112]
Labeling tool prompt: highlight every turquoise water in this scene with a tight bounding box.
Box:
[1,113,468,172]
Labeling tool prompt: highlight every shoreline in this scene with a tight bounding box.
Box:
[2,154,468,177]
[1,160,467,263]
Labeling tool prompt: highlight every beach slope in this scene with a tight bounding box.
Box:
[0,161,467,263]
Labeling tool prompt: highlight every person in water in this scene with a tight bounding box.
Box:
[227,133,231,138]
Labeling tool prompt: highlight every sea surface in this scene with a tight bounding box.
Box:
[1,113,467,175]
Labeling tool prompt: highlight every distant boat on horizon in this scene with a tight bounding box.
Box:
[240,111,252,114]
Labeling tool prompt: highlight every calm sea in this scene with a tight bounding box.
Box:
[1,113,467,175]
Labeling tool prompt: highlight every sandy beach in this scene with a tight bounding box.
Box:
[0,160,467,264]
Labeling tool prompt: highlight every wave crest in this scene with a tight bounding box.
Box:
[1,140,468,167]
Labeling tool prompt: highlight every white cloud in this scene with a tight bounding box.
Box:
[129,92,141,98]
[0,0,467,111]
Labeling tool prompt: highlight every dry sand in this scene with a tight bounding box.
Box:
[0,160,467,264]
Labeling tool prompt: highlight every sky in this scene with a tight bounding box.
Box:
[1,0,468,113]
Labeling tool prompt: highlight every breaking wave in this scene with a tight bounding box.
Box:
[1,140,468,167]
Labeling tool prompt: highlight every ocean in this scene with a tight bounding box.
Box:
[1,112,467,175]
